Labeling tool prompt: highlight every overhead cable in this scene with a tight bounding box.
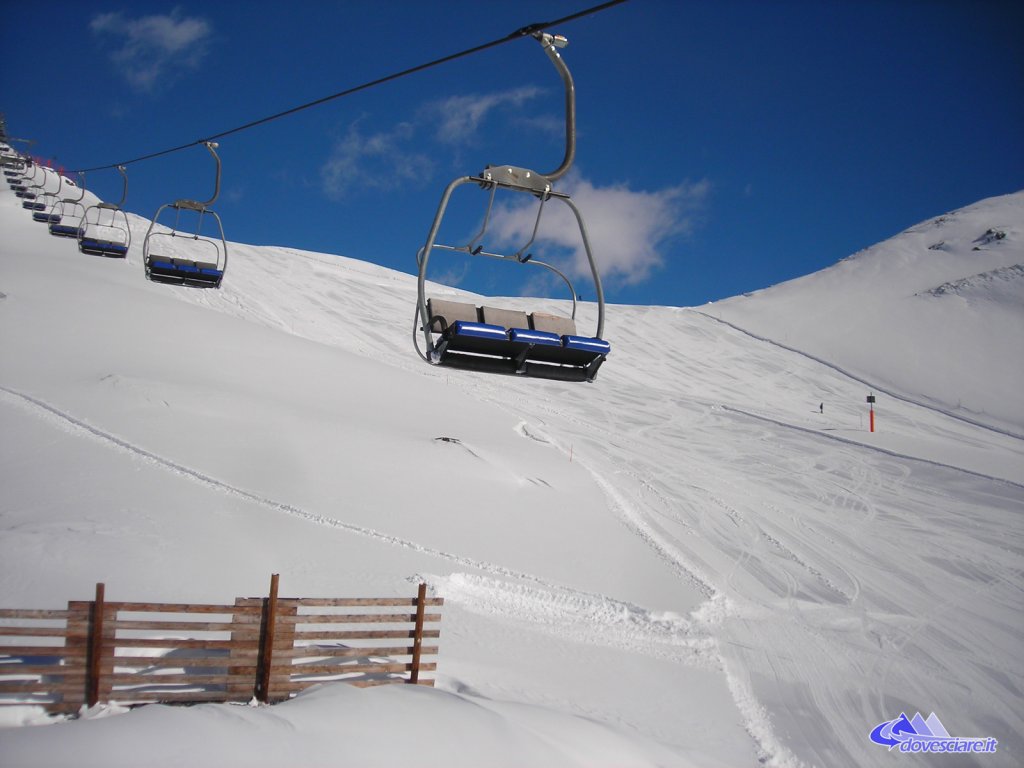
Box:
[72,0,629,174]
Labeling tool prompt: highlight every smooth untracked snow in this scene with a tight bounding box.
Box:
[1,171,1022,767]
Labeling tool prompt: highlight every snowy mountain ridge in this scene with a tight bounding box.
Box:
[713,190,1024,433]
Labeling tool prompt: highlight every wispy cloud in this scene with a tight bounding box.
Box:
[424,86,543,144]
[489,172,711,287]
[90,8,212,92]
[320,119,434,200]
[321,85,542,199]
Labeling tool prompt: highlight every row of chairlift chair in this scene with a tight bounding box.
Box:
[4,142,228,289]
[5,31,609,383]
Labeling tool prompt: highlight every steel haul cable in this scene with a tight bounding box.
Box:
[71,0,629,174]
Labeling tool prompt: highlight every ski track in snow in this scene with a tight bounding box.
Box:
[424,572,718,667]
[457,354,1024,766]
[697,310,1024,441]
[0,384,718,670]
[721,405,1024,491]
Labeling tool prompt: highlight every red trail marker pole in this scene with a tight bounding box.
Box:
[867,394,876,433]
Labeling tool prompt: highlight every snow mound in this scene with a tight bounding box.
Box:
[921,262,1024,305]
[0,684,715,768]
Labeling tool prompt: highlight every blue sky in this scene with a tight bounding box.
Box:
[3,0,1022,307]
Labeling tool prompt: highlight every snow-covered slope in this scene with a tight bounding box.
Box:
[710,191,1024,434]
[1,176,1022,768]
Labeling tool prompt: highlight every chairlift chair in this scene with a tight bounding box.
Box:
[48,172,87,237]
[13,161,42,198]
[7,156,32,185]
[414,31,609,383]
[31,170,63,222]
[7,168,28,186]
[142,141,228,288]
[2,155,26,176]
[2,144,27,174]
[20,165,50,210]
[78,165,131,258]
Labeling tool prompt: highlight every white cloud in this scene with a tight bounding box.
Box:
[90,8,211,92]
[318,85,549,201]
[488,172,710,288]
[320,120,434,200]
[424,86,542,144]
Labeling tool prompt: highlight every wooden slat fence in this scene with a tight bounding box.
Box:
[0,575,442,713]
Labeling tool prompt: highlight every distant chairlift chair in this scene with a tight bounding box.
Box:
[48,173,87,237]
[3,152,28,179]
[32,171,64,223]
[142,141,227,288]
[21,166,51,211]
[78,165,131,258]
[414,31,610,383]
[14,162,43,200]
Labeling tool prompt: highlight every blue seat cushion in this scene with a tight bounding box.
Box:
[150,259,177,271]
[448,321,508,341]
[508,328,562,347]
[562,335,611,356]
[82,239,127,254]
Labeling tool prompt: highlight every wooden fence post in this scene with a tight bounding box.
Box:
[256,574,279,703]
[409,582,427,685]
[86,583,105,707]
[228,598,262,702]
[65,600,93,712]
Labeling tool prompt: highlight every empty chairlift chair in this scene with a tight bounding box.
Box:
[31,171,65,223]
[78,165,131,258]
[414,32,610,383]
[142,141,227,288]
[14,161,43,200]
[21,167,50,211]
[3,150,28,179]
[4,136,35,182]
[48,173,87,237]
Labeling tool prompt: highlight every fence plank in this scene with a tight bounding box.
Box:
[0,664,81,675]
[106,620,245,632]
[106,603,252,614]
[290,629,440,641]
[288,644,439,659]
[104,655,246,668]
[0,627,69,637]
[348,678,435,688]
[104,638,238,650]
[103,690,238,703]
[0,609,71,620]
[286,661,438,676]
[282,612,442,624]
[293,597,445,607]
[0,646,85,658]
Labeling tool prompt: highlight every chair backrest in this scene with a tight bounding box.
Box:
[427,299,479,332]
[481,306,529,330]
[530,311,576,336]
